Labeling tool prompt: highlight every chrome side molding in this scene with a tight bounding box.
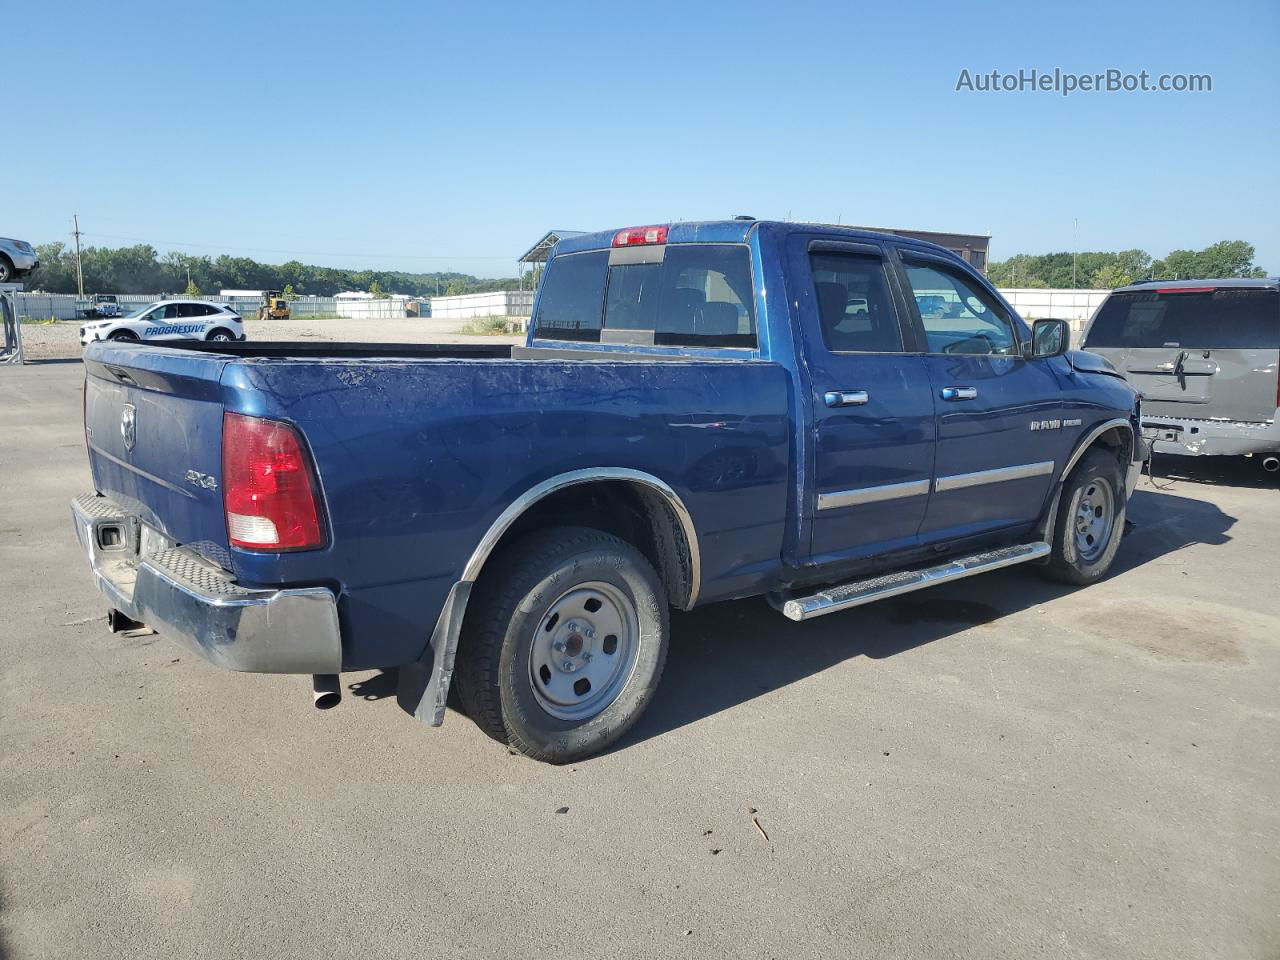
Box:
[816,478,930,511]
[935,460,1054,493]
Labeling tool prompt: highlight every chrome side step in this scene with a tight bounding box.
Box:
[778,541,1050,622]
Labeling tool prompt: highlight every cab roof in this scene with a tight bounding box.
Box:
[551,220,961,262]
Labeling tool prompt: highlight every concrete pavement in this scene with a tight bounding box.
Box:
[1,362,1277,959]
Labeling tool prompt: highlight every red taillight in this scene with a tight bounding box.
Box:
[1156,286,1216,294]
[612,226,668,247]
[222,413,324,551]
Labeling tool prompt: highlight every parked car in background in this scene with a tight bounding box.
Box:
[79,299,245,346]
[1082,278,1280,468]
[81,295,122,320]
[71,220,1142,764]
[0,237,39,283]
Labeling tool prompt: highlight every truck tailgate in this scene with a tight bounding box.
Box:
[84,347,234,566]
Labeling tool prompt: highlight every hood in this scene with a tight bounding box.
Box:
[1067,349,1125,380]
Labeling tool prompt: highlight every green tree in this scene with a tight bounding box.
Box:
[1151,240,1266,280]
[1091,264,1132,289]
[1114,249,1152,280]
[281,283,298,301]
[184,279,202,297]
[368,279,388,299]
[12,238,531,296]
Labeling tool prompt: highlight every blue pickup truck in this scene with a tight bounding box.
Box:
[72,220,1143,763]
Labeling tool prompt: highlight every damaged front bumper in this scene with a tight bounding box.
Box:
[70,493,342,674]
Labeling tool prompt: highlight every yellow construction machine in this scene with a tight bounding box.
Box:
[257,290,291,321]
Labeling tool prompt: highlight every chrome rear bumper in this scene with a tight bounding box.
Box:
[71,493,341,673]
[1142,416,1280,458]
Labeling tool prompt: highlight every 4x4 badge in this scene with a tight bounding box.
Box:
[120,403,136,451]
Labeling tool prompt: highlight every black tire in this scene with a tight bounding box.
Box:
[454,526,669,764]
[206,328,234,341]
[1042,448,1126,585]
[108,330,139,342]
[0,256,12,284]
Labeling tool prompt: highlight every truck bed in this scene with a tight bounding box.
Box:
[139,340,515,360]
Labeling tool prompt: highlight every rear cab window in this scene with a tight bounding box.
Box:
[534,244,757,350]
[1086,287,1280,349]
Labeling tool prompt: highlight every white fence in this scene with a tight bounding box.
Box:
[335,297,419,320]
[429,290,534,320]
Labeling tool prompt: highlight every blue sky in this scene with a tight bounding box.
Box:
[10,0,1279,277]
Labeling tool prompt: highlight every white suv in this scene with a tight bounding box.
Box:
[79,300,246,346]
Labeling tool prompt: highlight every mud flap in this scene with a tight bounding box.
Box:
[396,581,472,727]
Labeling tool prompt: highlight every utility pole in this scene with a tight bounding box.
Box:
[72,215,85,297]
[1072,218,1079,288]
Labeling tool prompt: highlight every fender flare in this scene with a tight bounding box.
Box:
[1035,417,1136,547]
[460,467,701,607]
[398,469,701,727]
[1061,417,1136,479]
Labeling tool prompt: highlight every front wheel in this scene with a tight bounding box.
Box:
[454,526,669,764]
[108,330,139,342]
[1041,448,1126,585]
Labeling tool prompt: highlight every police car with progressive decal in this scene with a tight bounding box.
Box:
[79,300,245,346]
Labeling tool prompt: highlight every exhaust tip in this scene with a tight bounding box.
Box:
[1262,456,1279,473]
[312,674,341,710]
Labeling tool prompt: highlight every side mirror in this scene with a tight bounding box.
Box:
[1028,318,1070,358]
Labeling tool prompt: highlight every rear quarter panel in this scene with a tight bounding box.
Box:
[221,357,792,669]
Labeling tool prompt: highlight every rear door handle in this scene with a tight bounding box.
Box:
[940,386,977,401]
[824,390,869,407]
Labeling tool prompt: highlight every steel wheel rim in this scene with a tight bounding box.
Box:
[1073,476,1114,563]
[528,580,640,722]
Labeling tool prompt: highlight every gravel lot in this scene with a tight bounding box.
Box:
[16,316,521,360]
[1,363,1277,959]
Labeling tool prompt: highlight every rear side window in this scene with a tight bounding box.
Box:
[809,253,903,353]
[533,251,608,341]
[536,244,757,349]
[1086,288,1280,349]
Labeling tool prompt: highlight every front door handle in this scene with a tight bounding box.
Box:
[940,386,977,401]
[824,390,869,407]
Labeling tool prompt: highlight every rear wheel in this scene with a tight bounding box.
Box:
[0,256,12,284]
[454,526,669,764]
[206,328,234,341]
[1042,448,1126,585]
